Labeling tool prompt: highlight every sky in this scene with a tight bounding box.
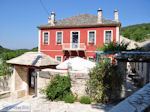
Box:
[0,0,150,49]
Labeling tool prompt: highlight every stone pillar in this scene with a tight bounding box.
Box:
[35,69,41,97]
[11,66,29,98]
[118,61,127,98]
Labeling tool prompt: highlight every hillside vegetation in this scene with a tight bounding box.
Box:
[121,23,150,42]
[0,46,38,61]
[0,45,12,54]
[0,46,38,76]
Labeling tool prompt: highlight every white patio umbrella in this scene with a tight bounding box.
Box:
[56,57,96,71]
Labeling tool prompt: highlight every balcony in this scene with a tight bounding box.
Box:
[62,43,86,51]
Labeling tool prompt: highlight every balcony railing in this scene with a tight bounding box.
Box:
[62,43,86,51]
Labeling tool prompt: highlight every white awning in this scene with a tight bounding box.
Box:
[56,57,96,71]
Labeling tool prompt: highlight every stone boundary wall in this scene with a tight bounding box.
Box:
[110,83,150,112]
[70,72,89,97]
[39,69,89,97]
[0,75,11,92]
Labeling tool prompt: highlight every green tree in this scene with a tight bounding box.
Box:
[45,75,72,101]
[0,62,11,76]
[121,23,150,42]
[0,45,38,76]
[87,61,123,103]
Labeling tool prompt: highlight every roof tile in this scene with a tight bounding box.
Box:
[38,14,120,29]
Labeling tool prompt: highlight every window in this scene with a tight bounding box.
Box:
[105,31,112,44]
[71,31,80,48]
[56,32,63,44]
[56,56,62,62]
[88,31,95,44]
[43,32,49,45]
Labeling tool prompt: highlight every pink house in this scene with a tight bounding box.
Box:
[38,8,121,62]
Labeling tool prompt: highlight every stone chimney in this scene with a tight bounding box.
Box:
[48,11,55,26]
[97,8,103,24]
[48,17,51,24]
[114,9,119,22]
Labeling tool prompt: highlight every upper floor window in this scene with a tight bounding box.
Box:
[88,31,96,44]
[43,32,49,45]
[56,32,63,44]
[105,31,112,44]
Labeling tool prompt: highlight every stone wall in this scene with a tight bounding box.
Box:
[70,72,89,97]
[15,66,28,91]
[117,61,127,98]
[37,72,51,94]
[0,75,11,92]
[38,69,89,97]
[12,66,29,98]
[110,83,150,112]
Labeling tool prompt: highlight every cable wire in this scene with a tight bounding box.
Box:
[39,0,49,16]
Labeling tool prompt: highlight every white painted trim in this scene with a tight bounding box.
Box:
[104,30,113,44]
[70,31,80,47]
[38,30,41,52]
[42,31,50,45]
[55,55,63,62]
[87,30,96,45]
[56,31,63,45]
[116,26,120,43]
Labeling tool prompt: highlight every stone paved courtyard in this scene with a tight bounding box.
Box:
[0,96,113,112]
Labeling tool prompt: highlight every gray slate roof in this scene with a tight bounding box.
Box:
[38,14,120,29]
[7,52,60,67]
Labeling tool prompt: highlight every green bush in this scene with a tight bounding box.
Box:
[45,75,71,101]
[0,62,11,76]
[64,94,76,103]
[79,96,91,104]
[97,42,129,53]
[87,61,123,103]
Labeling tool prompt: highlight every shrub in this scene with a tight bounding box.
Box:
[64,94,76,103]
[45,75,71,101]
[0,62,11,76]
[97,42,129,53]
[87,61,123,103]
[79,96,91,104]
